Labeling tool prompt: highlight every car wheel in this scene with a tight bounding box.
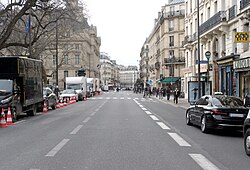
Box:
[201,115,209,133]
[186,110,192,125]
[244,129,250,156]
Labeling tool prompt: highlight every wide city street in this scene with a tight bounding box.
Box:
[0,91,249,170]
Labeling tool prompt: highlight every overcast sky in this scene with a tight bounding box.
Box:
[85,0,167,66]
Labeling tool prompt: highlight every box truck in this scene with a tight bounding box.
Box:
[0,56,43,121]
[65,76,87,101]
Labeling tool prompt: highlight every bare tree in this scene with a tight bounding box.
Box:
[0,0,87,58]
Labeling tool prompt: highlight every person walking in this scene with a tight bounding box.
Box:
[166,87,171,100]
[174,88,180,104]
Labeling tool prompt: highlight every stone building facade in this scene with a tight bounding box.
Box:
[42,0,101,90]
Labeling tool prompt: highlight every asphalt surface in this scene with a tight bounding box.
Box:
[0,91,249,170]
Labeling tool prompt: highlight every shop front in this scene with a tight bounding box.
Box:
[216,55,237,96]
[234,57,250,99]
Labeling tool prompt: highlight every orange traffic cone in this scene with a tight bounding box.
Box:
[43,100,48,113]
[6,107,13,125]
[59,98,64,108]
[56,100,60,108]
[0,108,7,128]
[63,98,67,106]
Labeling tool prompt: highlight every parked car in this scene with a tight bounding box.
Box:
[244,110,250,156]
[186,95,249,133]
[38,87,57,111]
[59,89,78,102]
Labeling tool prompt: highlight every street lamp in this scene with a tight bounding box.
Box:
[205,51,211,83]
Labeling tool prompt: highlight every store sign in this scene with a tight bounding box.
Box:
[195,64,207,73]
[234,32,250,43]
[234,57,250,69]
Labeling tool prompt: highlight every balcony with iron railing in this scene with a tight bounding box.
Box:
[228,5,236,20]
[199,11,227,35]
[240,0,250,10]
[164,57,185,65]
[183,32,198,46]
[155,62,161,69]
[164,10,185,18]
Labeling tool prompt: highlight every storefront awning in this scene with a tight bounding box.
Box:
[161,77,180,84]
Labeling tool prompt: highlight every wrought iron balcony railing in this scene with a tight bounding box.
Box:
[164,57,185,64]
[183,32,197,45]
[155,62,161,69]
[228,5,236,20]
[240,0,250,10]
[164,10,185,18]
[199,11,226,35]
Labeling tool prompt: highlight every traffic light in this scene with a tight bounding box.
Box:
[78,67,86,76]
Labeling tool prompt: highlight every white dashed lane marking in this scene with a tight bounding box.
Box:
[189,154,219,170]
[83,117,91,123]
[70,125,83,135]
[168,133,191,147]
[45,139,70,157]
[145,111,152,115]
[150,115,159,121]
[156,122,170,130]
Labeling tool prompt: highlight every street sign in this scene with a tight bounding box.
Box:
[205,51,211,57]
[234,32,250,43]
[149,79,152,86]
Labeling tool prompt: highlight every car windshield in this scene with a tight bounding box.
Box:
[62,89,75,94]
[0,79,13,93]
[213,96,244,108]
[67,84,81,90]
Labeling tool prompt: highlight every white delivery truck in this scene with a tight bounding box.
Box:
[87,78,94,97]
[65,77,87,101]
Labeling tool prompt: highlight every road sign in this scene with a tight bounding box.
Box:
[205,51,211,57]
[234,32,250,43]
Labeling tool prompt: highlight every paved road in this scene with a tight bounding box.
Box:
[0,91,249,170]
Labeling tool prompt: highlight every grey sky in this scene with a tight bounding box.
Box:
[85,0,167,66]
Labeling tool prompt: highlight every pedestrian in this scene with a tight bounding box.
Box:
[192,86,198,100]
[166,87,171,100]
[174,88,180,104]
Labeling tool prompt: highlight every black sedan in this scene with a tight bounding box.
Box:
[243,107,250,156]
[186,95,249,133]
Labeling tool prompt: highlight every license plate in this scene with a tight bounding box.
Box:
[230,113,244,117]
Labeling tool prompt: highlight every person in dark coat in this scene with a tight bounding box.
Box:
[174,88,180,104]
[166,87,171,100]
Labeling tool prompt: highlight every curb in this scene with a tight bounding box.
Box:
[153,96,189,110]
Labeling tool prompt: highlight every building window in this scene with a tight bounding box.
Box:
[53,55,56,65]
[207,7,210,19]
[243,23,249,52]
[64,71,68,79]
[169,20,174,31]
[75,44,80,50]
[214,1,218,14]
[75,54,80,65]
[201,13,203,24]
[169,36,174,47]
[63,55,68,64]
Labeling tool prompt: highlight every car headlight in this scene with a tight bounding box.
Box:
[1,96,12,104]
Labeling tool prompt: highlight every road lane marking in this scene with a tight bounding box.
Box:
[141,108,147,111]
[156,122,170,130]
[134,98,138,100]
[120,97,124,99]
[106,97,110,99]
[189,154,219,170]
[70,125,83,135]
[45,139,70,157]
[127,97,131,99]
[150,115,159,121]
[139,105,143,107]
[145,111,152,115]
[113,97,118,99]
[90,112,96,116]
[83,117,91,123]
[14,120,26,125]
[168,133,191,146]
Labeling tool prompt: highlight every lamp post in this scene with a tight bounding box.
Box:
[205,51,211,83]
[197,0,201,98]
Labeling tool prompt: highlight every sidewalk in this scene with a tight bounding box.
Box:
[153,95,190,110]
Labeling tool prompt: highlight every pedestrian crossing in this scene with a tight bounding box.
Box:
[88,97,158,102]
